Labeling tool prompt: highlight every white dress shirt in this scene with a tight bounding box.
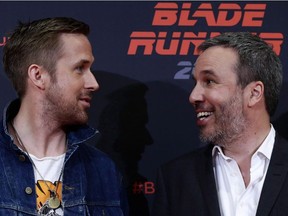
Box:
[213,125,275,216]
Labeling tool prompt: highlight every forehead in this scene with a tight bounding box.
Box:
[58,33,94,62]
[193,46,238,78]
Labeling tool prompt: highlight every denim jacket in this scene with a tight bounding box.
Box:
[0,100,128,216]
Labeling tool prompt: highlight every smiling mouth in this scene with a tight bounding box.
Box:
[197,112,213,120]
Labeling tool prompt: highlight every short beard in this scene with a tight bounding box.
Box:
[199,91,247,147]
[44,80,89,127]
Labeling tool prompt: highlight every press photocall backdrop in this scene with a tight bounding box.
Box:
[1,1,288,215]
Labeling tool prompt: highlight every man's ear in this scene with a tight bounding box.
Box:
[247,81,264,107]
[27,64,47,90]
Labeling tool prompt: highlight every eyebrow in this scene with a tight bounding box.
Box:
[202,70,216,76]
[192,69,218,83]
[193,68,216,76]
[74,59,94,66]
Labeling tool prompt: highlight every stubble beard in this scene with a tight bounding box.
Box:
[199,92,247,147]
[44,83,89,127]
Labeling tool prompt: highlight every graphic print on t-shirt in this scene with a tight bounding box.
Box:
[36,180,63,216]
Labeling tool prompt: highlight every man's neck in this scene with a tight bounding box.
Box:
[11,104,67,158]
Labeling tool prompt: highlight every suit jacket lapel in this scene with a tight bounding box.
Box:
[256,134,288,216]
[198,145,221,216]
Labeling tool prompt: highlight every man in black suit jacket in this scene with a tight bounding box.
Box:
[152,32,285,216]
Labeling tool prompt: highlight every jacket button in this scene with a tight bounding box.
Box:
[25,187,33,195]
[18,154,26,162]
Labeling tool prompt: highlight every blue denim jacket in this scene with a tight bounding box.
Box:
[0,100,128,215]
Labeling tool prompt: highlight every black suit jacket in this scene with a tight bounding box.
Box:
[152,134,288,216]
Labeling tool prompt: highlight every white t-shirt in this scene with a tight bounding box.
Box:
[30,153,65,216]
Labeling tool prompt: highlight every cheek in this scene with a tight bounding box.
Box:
[67,76,85,88]
[53,75,85,98]
[205,91,224,104]
[60,79,81,92]
[207,91,235,109]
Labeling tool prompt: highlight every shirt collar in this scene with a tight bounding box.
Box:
[212,125,275,160]
[256,124,275,160]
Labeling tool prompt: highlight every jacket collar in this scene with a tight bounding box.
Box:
[0,99,98,148]
[256,133,288,216]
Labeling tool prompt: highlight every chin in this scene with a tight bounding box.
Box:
[76,116,89,125]
[199,130,216,144]
[65,114,88,126]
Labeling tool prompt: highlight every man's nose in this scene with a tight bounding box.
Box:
[189,83,204,106]
[85,71,99,91]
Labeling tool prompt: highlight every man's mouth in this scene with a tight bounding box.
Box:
[80,97,91,103]
[197,111,213,120]
[79,97,92,108]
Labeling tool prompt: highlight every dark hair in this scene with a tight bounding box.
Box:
[198,32,283,116]
[3,17,90,97]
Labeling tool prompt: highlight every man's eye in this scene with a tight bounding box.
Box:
[76,66,84,72]
[206,79,215,85]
